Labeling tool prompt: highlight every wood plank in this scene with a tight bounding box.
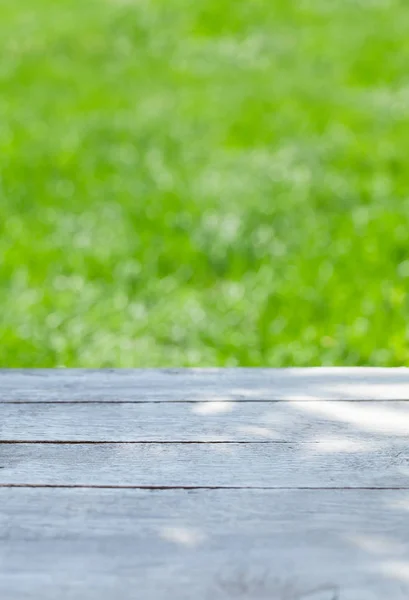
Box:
[1,488,409,599]
[2,368,409,402]
[1,441,408,488]
[2,401,409,442]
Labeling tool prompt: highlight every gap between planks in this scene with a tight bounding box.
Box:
[0,440,317,444]
[4,399,409,404]
[2,484,409,490]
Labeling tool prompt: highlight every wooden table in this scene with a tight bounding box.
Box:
[1,368,409,599]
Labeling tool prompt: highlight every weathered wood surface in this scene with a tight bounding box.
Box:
[2,369,409,599]
[1,488,409,599]
[1,441,408,488]
[2,400,409,442]
[2,368,409,402]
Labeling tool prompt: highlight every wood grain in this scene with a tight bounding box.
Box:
[1,488,409,599]
[2,370,409,599]
[2,401,409,442]
[2,368,409,402]
[1,441,408,488]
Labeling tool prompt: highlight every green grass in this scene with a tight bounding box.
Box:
[1,0,409,367]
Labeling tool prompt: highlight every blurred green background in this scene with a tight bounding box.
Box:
[1,0,409,367]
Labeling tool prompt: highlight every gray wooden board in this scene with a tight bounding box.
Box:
[2,401,409,442]
[1,442,409,487]
[1,488,409,599]
[2,368,409,401]
[3,370,409,599]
